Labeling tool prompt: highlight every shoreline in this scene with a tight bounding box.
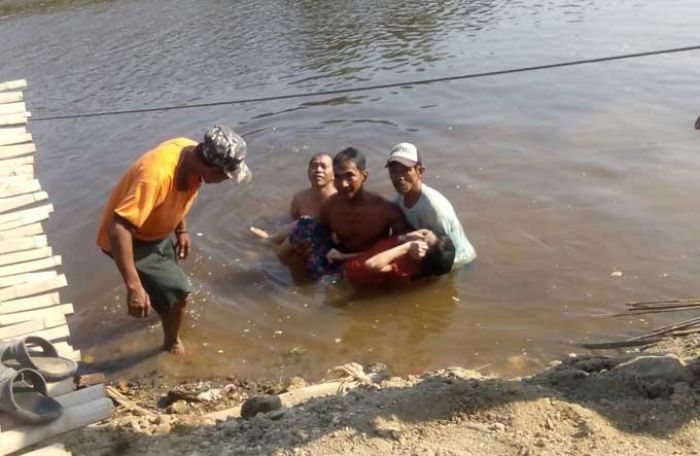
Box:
[47,335,700,455]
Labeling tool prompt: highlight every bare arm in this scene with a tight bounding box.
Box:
[290,193,301,219]
[364,242,413,272]
[326,248,359,263]
[174,219,191,259]
[388,203,410,235]
[108,215,151,318]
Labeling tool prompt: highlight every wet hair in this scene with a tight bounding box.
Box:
[419,234,455,277]
[308,153,332,169]
[333,147,366,171]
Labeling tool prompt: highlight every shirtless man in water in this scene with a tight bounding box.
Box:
[250,153,335,256]
[320,147,408,253]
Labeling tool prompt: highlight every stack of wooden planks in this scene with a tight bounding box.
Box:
[0,80,112,455]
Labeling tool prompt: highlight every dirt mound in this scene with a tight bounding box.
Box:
[54,353,700,455]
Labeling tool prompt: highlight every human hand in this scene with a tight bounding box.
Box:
[327,248,343,263]
[408,240,429,260]
[403,229,430,242]
[175,232,191,260]
[127,284,151,318]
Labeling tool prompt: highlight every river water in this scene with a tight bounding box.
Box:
[1,0,700,380]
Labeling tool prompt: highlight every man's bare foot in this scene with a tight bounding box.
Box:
[249,226,271,240]
[163,338,186,356]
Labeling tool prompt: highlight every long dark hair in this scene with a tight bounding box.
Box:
[418,234,455,277]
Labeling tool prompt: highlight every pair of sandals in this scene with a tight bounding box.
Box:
[0,336,78,424]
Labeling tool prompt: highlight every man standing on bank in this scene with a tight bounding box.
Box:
[386,142,476,268]
[96,126,251,356]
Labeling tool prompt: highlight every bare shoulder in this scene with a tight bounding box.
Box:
[292,188,312,203]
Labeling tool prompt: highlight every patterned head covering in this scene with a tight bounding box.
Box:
[202,125,252,183]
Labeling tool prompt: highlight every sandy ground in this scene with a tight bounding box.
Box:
[46,337,700,455]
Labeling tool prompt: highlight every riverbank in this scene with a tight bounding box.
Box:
[43,336,700,455]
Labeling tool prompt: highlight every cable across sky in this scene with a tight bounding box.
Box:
[31,44,700,122]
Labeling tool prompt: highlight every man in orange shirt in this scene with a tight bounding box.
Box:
[97,126,251,356]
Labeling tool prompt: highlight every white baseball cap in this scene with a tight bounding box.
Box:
[386,142,422,167]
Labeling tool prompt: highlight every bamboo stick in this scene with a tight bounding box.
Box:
[0,255,61,277]
[0,143,35,160]
[0,292,60,314]
[0,132,31,147]
[0,235,47,254]
[0,112,29,127]
[0,102,26,115]
[0,92,23,104]
[0,222,44,240]
[0,303,73,326]
[0,80,27,91]
[0,246,52,267]
[579,337,663,350]
[0,270,57,288]
[105,386,157,417]
[34,325,71,343]
[627,316,700,341]
[0,190,47,213]
[0,179,41,198]
[0,398,113,455]
[0,164,34,177]
[0,204,53,225]
[53,341,80,361]
[0,274,67,302]
[0,155,34,168]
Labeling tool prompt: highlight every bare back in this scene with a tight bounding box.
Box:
[321,191,408,252]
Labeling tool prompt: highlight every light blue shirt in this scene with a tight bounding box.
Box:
[395,183,476,266]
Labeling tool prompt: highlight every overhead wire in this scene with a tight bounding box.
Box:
[31,44,700,122]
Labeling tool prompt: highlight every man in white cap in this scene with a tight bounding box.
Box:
[97,125,251,356]
[386,142,476,268]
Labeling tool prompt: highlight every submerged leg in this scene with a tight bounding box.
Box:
[158,297,187,356]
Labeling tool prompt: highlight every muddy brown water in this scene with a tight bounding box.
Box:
[1,0,700,381]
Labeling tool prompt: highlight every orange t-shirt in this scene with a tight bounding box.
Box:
[96,138,201,252]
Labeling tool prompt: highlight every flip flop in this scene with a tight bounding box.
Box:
[0,366,62,423]
[0,336,78,382]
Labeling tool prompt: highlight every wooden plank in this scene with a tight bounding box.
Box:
[0,142,35,160]
[0,274,66,302]
[0,256,60,277]
[0,303,72,326]
[0,132,31,146]
[0,79,27,91]
[1,312,65,337]
[0,292,60,314]
[0,102,26,115]
[0,190,46,213]
[35,324,71,342]
[21,443,72,456]
[0,154,34,168]
[0,246,52,266]
[0,164,33,177]
[0,235,47,254]
[0,270,57,289]
[53,341,80,361]
[0,91,23,104]
[0,125,26,139]
[0,179,41,198]
[0,398,113,455]
[0,112,29,127]
[0,204,52,225]
[0,222,43,240]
